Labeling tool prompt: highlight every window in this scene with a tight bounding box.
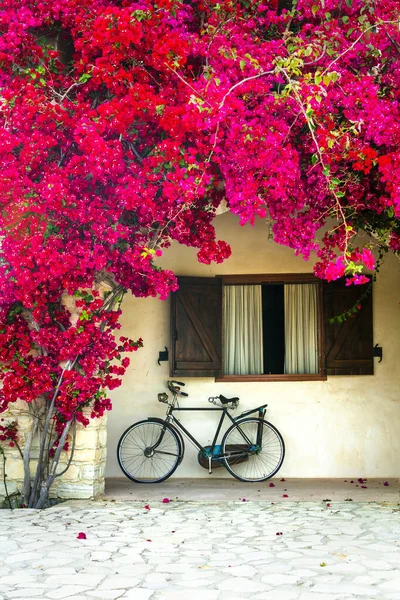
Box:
[170,275,374,381]
[223,282,319,376]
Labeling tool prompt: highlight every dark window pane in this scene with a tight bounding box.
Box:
[262,285,285,374]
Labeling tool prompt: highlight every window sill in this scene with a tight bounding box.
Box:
[215,374,327,382]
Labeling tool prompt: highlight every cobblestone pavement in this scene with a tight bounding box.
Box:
[1,500,400,600]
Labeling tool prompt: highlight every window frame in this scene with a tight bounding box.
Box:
[216,273,327,383]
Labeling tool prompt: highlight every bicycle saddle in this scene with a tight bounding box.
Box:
[219,394,239,405]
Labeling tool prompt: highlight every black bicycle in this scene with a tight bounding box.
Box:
[117,380,285,483]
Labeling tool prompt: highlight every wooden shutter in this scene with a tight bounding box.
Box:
[170,277,222,377]
[323,280,373,375]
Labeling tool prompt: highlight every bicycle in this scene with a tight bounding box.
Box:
[117,380,285,483]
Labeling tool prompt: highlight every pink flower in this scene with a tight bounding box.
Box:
[361,248,375,270]
[144,504,150,510]
[282,494,288,498]
[384,481,389,486]
[77,532,86,539]
[162,498,170,503]
[269,483,275,487]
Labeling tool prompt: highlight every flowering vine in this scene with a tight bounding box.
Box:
[0,0,399,507]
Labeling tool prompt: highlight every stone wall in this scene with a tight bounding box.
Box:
[0,401,107,505]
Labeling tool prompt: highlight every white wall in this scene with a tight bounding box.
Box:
[106,213,400,478]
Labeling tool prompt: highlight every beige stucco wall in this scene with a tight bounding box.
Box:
[106,212,400,479]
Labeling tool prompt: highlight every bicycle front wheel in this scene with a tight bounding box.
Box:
[222,418,285,482]
[117,419,182,483]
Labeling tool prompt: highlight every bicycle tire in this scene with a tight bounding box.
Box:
[117,419,182,483]
[222,418,285,482]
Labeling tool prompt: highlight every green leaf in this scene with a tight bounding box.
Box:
[79,73,92,84]
[314,72,322,85]
[345,0,353,6]
[240,59,246,71]
[342,15,350,24]
[311,153,318,165]
[323,164,331,176]
[312,5,318,15]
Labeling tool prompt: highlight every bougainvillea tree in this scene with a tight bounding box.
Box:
[0,0,399,507]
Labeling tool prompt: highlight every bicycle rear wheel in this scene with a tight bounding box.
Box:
[222,418,285,482]
[117,419,182,483]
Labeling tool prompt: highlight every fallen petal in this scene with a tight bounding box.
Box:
[269,483,275,487]
[77,532,86,540]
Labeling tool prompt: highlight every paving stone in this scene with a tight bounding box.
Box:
[261,574,302,586]
[97,577,141,590]
[7,589,52,598]
[217,577,266,592]
[155,591,217,600]
[120,591,154,600]
[379,578,400,591]
[86,591,126,600]
[45,586,95,599]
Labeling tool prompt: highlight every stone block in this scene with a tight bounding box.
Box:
[57,464,82,481]
[73,448,97,462]
[55,483,95,499]
[83,464,100,480]
[3,459,24,480]
[99,430,107,447]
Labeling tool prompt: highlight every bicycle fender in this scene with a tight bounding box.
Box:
[146,417,185,464]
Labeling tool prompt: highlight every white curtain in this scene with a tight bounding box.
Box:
[284,284,318,374]
[224,285,264,375]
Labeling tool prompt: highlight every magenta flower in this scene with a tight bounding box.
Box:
[77,532,87,540]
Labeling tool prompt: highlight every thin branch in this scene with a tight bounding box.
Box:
[54,418,76,479]
[163,63,213,107]
[219,69,274,109]
[322,19,400,76]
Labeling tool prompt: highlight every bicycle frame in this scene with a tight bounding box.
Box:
[152,397,268,467]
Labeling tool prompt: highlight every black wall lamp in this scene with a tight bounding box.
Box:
[158,346,169,366]
[373,344,383,363]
